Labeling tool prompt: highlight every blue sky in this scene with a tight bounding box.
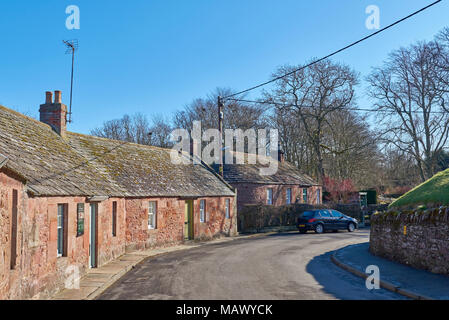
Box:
[0,0,448,134]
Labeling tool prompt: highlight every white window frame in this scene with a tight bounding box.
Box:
[200,200,206,223]
[148,201,157,230]
[286,188,292,205]
[317,189,321,205]
[225,199,230,219]
[267,188,273,205]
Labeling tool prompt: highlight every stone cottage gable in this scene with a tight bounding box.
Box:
[0,105,234,198]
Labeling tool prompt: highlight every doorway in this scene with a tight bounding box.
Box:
[89,203,98,268]
[184,200,194,240]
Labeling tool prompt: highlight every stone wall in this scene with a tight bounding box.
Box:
[370,207,449,275]
[0,171,25,300]
[0,167,237,300]
[194,196,237,241]
[125,196,237,251]
[232,183,322,212]
[96,198,127,267]
[0,170,127,300]
[125,197,185,251]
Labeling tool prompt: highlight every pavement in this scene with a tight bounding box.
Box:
[98,229,405,300]
[51,233,272,300]
[332,242,449,300]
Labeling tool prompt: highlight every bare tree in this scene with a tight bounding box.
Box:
[91,113,173,148]
[379,147,422,195]
[173,88,267,133]
[265,60,359,183]
[149,114,174,148]
[321,110,381,188]
[367,39,449,181]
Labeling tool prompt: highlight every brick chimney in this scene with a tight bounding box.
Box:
[39,91,68,137]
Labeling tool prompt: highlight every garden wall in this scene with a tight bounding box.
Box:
[370,207,449,275]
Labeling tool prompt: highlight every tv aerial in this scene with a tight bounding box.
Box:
[63,39,79,123]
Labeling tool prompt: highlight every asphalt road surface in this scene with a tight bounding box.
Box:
[99,229,405,300]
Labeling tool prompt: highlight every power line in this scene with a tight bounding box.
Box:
[222,0,442,101]
[226,98,448,115]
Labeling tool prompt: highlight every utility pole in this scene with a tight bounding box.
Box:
[63,39,78,123]
[218,96,224,177]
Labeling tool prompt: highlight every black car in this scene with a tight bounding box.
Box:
[297,209,358,234]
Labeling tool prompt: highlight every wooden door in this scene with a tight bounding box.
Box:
[184,200,194,240]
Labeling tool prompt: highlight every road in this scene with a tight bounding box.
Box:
[99,229,405,300]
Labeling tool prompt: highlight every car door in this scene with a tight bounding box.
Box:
[318,210,333,230]
[330,210,345,229]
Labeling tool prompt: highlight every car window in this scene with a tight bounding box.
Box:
[330,210,343,218]
[319,210,331,217]
[302,211,315,218]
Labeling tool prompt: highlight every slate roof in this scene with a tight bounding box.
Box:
[0,105,234,198]
[219,152,319,186]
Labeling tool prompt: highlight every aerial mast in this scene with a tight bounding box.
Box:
[63,39,78,123]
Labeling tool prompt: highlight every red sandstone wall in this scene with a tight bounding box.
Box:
[125,197,185,251]
[0,171,25,299]
[1,168,236,299]
[125,196,237,250]
[96,198,126,267]
[232,183,322,212]
[194,197,236,240]
[0,171,127,300]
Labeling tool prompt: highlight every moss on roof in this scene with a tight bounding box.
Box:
[390,168,449,208]
[219,151,319,186]
[0,105,234,198]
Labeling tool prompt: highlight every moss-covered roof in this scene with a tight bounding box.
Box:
[390,168,449,208]
[0,105,234,198]
[217,152,319,186]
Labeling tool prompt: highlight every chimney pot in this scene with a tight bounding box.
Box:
[40,90,67,137]
[45,91,53,104]
[54,90,62,104]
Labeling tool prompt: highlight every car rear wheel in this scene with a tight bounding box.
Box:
[315,224,324,234]
[348,223,355,232]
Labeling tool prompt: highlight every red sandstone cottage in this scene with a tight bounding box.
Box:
[0,91,236,300]
[221,152,322,212]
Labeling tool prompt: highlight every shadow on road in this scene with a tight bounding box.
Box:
[305,248,406,300]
